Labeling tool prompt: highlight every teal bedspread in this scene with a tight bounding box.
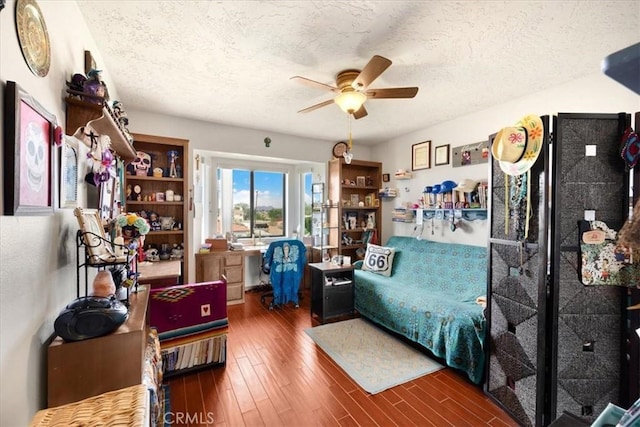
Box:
[354,236,487,384]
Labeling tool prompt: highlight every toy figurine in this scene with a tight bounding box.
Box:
[168,150,179,178]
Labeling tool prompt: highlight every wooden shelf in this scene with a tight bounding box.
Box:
[340,206,380,210]
[65,97,136,162]
[341,185,378,190]
[329,158,382,261]
[126,175,184,183]
[126,133,190,283]
[127,201,184,206]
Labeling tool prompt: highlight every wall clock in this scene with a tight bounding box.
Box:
[16,0,51,77]
[332,141,348,158]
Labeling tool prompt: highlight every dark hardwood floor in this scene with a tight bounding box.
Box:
[167,289,518,426]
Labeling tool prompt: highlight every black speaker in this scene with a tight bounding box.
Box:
[54,296,129,342]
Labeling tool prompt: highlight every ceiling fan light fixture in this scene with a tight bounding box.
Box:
[334,91,367,114]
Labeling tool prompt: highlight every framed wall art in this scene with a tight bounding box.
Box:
[452,140,490,167]
[73,207,119,264]
[435,144,450,166]
[3,80,56,215]
[412,141,431,171]
[382,173,390,182]
[60,135,79,208]
[84,50,97,75]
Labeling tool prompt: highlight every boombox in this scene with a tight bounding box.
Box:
[54,296,129,342]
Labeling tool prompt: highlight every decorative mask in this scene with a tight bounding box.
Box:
[132,151,151,176]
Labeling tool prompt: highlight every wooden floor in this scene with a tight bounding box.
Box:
[167,289,518,427]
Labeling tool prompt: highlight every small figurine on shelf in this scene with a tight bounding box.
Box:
[83,69,108,104]
[148,211,161,231]
[168,150,179,178]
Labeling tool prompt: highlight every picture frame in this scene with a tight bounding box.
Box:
[73,207,120,264]
[356,176,366,187]
[350,194,359,206]
[412,141,431,171]
[435,144,450,166]
[3,80,56,215]
[84,50,97,75]
[382,173,390,182]
[60,135,79,208]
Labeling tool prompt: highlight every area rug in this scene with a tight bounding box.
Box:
[305,318,444,394]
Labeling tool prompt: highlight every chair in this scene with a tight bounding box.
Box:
[260,239,307,310]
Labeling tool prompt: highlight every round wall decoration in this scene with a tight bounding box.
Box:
[15,0,51,77]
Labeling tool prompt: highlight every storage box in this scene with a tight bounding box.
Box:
[205,238,228,251]
[149,281,228,339]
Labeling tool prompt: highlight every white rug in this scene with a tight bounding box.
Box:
[305,318,444,394]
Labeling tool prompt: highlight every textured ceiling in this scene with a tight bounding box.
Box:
[76,1,639,146]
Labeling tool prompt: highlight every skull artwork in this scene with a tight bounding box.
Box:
[131,151,151,176]
[24,122,46,192]
[145,248,159,262]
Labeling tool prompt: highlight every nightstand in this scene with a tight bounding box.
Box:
[309,262,355,323]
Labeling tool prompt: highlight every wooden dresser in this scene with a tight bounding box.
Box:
[195,251,244,304]
[47,286,150,407]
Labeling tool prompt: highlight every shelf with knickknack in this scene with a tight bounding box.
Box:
[125,133,190,283]
[417,208,488,221]
[64,94,137,162]
[328,158,382,261]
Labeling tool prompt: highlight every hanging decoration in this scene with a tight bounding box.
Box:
[491,114,544,240]
[343,115,354,164]
[84,130,116,186]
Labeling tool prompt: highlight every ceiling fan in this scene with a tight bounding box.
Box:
[291,55,418,119]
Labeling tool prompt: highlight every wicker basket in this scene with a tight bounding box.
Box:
[30,384,148,427]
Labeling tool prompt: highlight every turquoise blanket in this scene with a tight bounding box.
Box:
[354,236,487,384]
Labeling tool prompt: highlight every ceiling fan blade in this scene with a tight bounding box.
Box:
[366,87,418,99]
[353,105,368,120]
[297,99,334,114]
[351,55,392,91]
[290,76,339,92]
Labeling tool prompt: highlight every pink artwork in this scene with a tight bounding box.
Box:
[19,100,51,207]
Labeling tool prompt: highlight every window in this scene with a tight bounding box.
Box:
[218,167,286,239]
[303,172,312,236]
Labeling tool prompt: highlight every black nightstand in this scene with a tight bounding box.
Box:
[309,262,355,324]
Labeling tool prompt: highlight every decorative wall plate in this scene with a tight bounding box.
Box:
[16,0,51,77]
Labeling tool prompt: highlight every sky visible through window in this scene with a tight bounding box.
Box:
[232,170,283,208]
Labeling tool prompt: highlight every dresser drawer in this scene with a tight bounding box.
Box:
[224,265,243,283]
[227,283,244,304]
[224,253,243,267]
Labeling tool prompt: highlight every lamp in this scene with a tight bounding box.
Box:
[334,90,367,114]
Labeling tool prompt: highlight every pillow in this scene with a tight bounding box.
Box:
[361,243,396,277]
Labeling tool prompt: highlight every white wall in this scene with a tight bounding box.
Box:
[373,73,640,247]
[0,1,115,425]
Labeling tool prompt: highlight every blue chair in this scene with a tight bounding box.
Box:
[260,239,307,309]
